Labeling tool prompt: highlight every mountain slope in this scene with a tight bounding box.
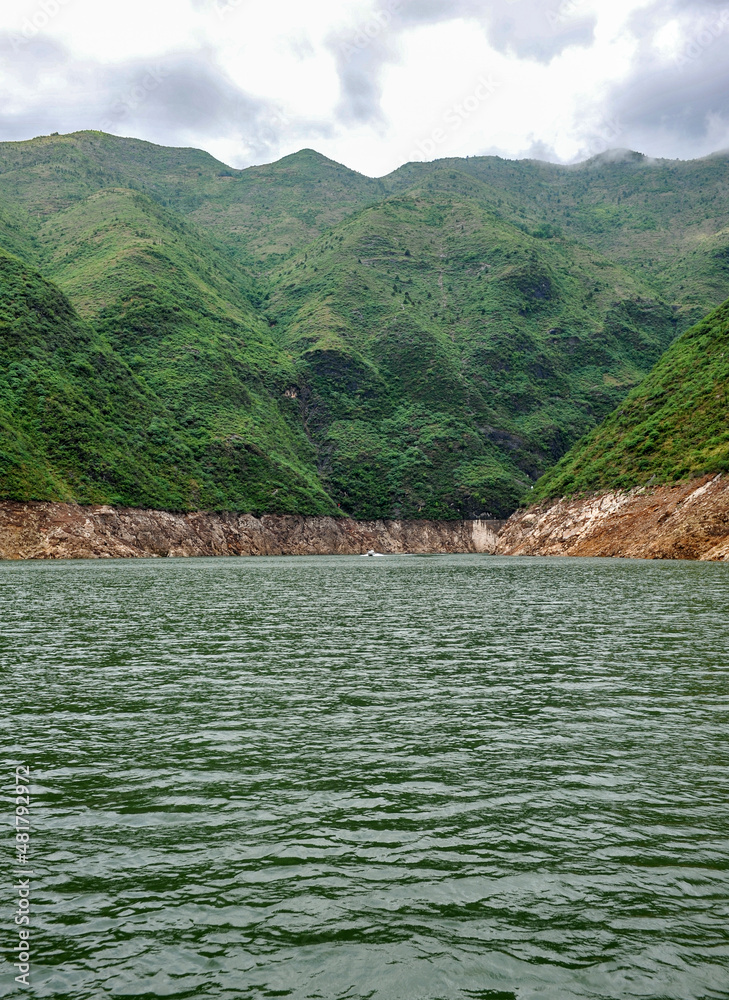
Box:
[0,198,39,266]
[266,171,677,517]
[0,248,336,513]
[0,133,384,272]
[36,186,261,317]
[187,148,385,268]
[532,297,729,500]
[0,248,189,505]
[1,131,728,521]
[5,133,729,325]
[0,130,229,216]
[32,187,333,509]
[450,149,729,324]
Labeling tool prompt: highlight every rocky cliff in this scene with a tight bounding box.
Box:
[1,476,728,562]
[0,501,504,560]
[495,474,729,561]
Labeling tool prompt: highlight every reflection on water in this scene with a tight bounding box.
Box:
[2,554,728,999]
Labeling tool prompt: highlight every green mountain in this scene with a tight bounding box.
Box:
[436,150,729,326]
[37,186,260,315]
[267,172,675,517]
[0,132,383,272]
[0,247,335,513]
[1,131,729,518]
[0,248,184,505]
[5,133,729,317]
[530,297,729,501]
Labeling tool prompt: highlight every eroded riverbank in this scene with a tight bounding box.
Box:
[1,475,728,560]
[495,474,729,561]
[0,501,504,559]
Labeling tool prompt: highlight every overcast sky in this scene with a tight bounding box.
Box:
[1,0,729,175]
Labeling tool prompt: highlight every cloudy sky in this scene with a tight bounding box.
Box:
[1,0,728,175]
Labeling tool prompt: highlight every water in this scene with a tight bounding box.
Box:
[2,554,728,1000]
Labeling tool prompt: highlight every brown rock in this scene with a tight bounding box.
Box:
[3,476,727,562]
[496,474,729,561]
[0,502,505,561]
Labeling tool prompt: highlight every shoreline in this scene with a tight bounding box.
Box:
[1,475,727,561]
[495,474,729,562]
[0,501,504,560]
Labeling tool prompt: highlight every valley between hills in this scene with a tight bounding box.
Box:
[0,131,728,559]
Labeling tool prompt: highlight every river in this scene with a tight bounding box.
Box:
[2,554,728,999]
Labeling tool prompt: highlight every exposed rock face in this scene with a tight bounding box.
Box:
[496,475,729,561]
[0,501,505,560]
[2,477,728,562]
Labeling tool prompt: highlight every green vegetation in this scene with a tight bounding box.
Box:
[0,249,335,513]
[4,134,729,319]
[1,132,728,518]
[266,177,675,517]
[448,150,729,326]
[531,297,729,500]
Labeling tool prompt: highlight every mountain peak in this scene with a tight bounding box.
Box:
[582,148,650,167]
[269,147,366,178]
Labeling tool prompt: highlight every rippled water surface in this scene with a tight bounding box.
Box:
[2,554,729,1000]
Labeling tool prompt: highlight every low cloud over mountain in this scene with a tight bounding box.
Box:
[0,0,728,171]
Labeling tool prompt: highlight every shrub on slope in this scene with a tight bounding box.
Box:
[268,179,677,519]
[532,297,729,500]
[0,250,336,514]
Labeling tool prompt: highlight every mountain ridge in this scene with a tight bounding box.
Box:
[530,297,729,500]
[1,131,728,519]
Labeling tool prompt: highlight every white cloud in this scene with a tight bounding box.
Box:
[3,0,200,61]
[0,0,728,173]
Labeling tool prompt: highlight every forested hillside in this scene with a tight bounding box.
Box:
[1,131,728,517]
[265,174,674,517]
[531,297,729,500]
[0,249,335,513]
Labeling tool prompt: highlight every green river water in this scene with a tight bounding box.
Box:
[2,554,728,999]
